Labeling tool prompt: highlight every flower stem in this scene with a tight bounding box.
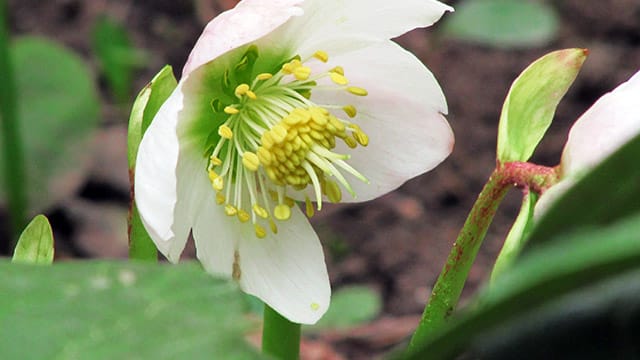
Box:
[0,0,27,243]
[409,169,509,348]
[408,161,558,348]
[262,304,301,360]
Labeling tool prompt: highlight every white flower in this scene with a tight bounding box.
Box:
[535,70,640,216]
[135,0,453,324]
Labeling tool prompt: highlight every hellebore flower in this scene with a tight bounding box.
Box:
[536,70,640,215]
[135,0,454,324]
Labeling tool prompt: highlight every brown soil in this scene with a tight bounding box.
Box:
[5,0,640,358]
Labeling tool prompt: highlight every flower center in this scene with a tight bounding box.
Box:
[206,48,369,238]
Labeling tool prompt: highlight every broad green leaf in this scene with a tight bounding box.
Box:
[0,37,100,211]
[127,65,177,261]
[527,132,640,248]
[443,0,559,48]
[0,260,262,360]
[310,285,382,330]
[497,48,587,162]
[405,212,640,359]
[490,191,537,282]
[11,214,54,264]
[92,16,145,103]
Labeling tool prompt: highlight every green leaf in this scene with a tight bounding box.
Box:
[92,16,145,103]
[443,0,559,49]
[405,212,640,359]
[0,260,262,359]
[496,48,587,162]
[127,65,177,261]
[0,37,100,211]
[490,191,537,282]
[527,132,640,248]
[11,214,54,264]
[310,285,382,330]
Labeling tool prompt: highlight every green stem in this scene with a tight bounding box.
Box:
[262,304,301,360]
[0,0,27,243]
[409,169,509,348]
[408,161,558,349]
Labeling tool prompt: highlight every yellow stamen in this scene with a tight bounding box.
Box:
[324,180,342,203]
[313,50,329,62]
[208,169,219,183]
[305,196,314,217]
[342,105,357,118]
[274,204,291,221]
[255,224,267,239]
[330,72,348,85]
[237,210,250,223]
[224,204,238,216]
[347,86,368,96]
[256,73,273,80]
[293,66,312,81]
[331,66,344,75]
[212,176,224,191]
[246,90,257,100]
[253,204,269,219]
[224,106,240,115]
[216,192,225,205]
[235,83,250,97]
[210,155,222,166]
[242,152,260,171]
[269,219,278,234]
[218,124,233,139]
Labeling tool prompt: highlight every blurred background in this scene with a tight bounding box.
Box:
[2,0,639,357]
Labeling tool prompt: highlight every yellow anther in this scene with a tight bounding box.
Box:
[330,72,348,85]
[343,136,358,148]
[324,180,342,203]
[242,152,260,171]
[305,197,315,217]
[271,125,288,143]
[256,73,273,80]
[224,204,238,216]
[216,192,225,205]
[293,66,312,81]
[254,224,267,239]
[234,83,250,97]
[313,50,329,63]
[256,147,272,166]
[347,86,368,96]
[282,59,302,74]
[210,155,222,166]
[253,204,269,219]
[218,124,233,139]
[330,66,344,75]
[224,106,240,115]
[208,169,219,183]
[343,105,357,118]
[212,176,224,191]
[274,204,292,221]
[353,129,369,146]
[246,90,257,100]
[261,132,274,149]
[309,107,328,125]
[237,209,250,223]
[269,219,278,234]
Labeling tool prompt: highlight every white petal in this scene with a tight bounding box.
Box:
[192,194,237,278]
[561,70,640,177]
[310,41,453,201]
[135,83,210,262]
[182,0,303,77]
[237,208,330,324]
[273,0,452,57]
[533,177,576,220]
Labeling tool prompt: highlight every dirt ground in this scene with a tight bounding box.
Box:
[4,0,640,358]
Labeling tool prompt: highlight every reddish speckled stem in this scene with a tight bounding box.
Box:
[409,162,558,348]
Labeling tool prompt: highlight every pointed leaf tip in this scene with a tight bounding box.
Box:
[497,48,588,163]
[12,214,54,265]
